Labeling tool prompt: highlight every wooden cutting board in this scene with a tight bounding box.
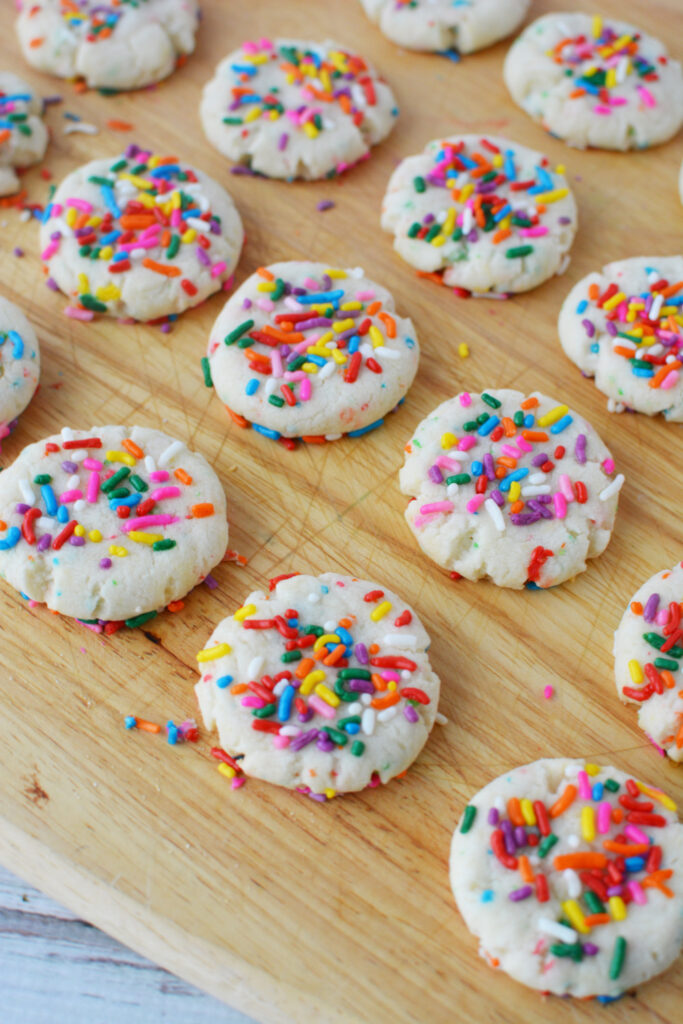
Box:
[0,1,681,1021]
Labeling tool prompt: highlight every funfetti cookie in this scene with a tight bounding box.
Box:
[0,71,48,196]
[380,134,577,295]
[195,572,441,796]
[399,389,623,589]
[504,12,683,151]
[200,38,398,181]
[614,561,683,762]
[450,759,683,998]
[358,0,530,56]
[0,426,228,626]
[207,261,420,443]
[16,0,200,91]
[559,257,683,421]
[0,296,40,440]
[39,145,244,322]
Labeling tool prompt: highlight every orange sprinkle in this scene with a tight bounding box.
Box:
[107,119,134,132]
[518,855,534,883]
[662,669,676,690]
[520,397,540,409]
[191,503,214,517]
[630,601,643,615]
[497,456,518,469]
[230,683,248,695]
[368,643,380,655]
[135,718,161,734]
[416,270,444,285]
[295,657,315,680]
[301,435,326,444]
[366,300,382,316]
[167,599,185,613]
[371,672,388,692]
[675,719,683,748]
[553,852,607,870]
[501,417,516,437]
[493,227,512,245]
[161,230,171,248]
[602,841,649,855]
[522,430,549,442]
[0,130,11,144]
[510,500,524,514]
[73,81,88,94]
[142,258,181,277]
[507,797,525,826]
[256,266,274,280]
[174,468,193,485]
[650,360,681,388]
[371,692,401,710]
[613,345,638,359]
[494,467,507,479]
[120,214,157,229]
[549,784,577,818]
[588,283,600,300]
[583,913,610,927]
[377,311,396,337]
[0,520,6,532]
[611,806,624,824]
[660,280,683,298]
[225,406,249,428]
[338,617,353,629]
[121,438,144,459]
[569,87,587,99]
[323,644,345,667]
[29,37,45,48]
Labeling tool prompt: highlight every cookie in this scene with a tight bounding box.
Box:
[358,0,530,55]
[0,71,48,196]
[504,13,683,151]
[207,261,420,443]
[16,0,199,91]
[0,296,40,439]
[380,134,577,294]
[614,561,683,762]
[450,758,683,998]
[559,257,683,421]
[195,572,441,795]
[200,38,398,181]
[39,144,244,322]
[399,388,623,589]
[0,425,228,625]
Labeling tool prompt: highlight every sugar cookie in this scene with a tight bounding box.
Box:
[358,0,530,55]
[0,296,40,438]
[0,71,48,196]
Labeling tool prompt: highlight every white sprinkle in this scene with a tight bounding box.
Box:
[435,712,448,726]
[319,361,336,380]
[446,482,459,499]
[61,427,74,441]
[186,217,208,231]
[307,592,320,603]
[616,56,630,84]
[521,484,551,496]
[361,708,376,735]
[144,455,156,473]
[537,918,578,944]
[528,472,546,485]
[71,449,88,462]
[359,342,373,358]
[484,497,505,532]
[374,346,400,359]
[378,706,397,722]
[347,702,362,716]
[158,440,184,466]
[272,679,289,697]
[494,796,505,814]
[563,868,581,898]
[360,693,372,706]
[19,209,31,223]
[599,473,625,501]
[19,478,35,504]
[264,378,278,396]
[323,620,336,632]
[67,474,80,490]
[462,206,473,235]
[129,247,146,260]
[649,293,664,321]
[324,433,342,441]
[349,266,365,278]
[557,253,571,276]
[247,655,264,678]
[279,725,301,737]
[382,633,418,648]
[74,500,85,513]
[63,121,99,135]
[567,833,580,848]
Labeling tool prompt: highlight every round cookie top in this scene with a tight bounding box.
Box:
[0,425,228,625]
[614,561,683,762]
[200,37,398,181]
[0,296,40,433]
[39,145,244,322]
[207,261,420,442]
[503,12,683,151]
[0,70,48,197]
[399,388,623,589]
[380,134,577,295]
[195,572,441,796]
[559,256,683,422]
[15,0,200,91]
[358,0,530,55]
[450,758,682,998]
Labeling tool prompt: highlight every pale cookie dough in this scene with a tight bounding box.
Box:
[0,297,40,438]
[195,572,441,795]
[0,425,228,625]
[614,561,683,762]
[0,71,48,196]
[450,758,683,998]
[381,134,577,294]
[16,0,199,91]
[679,160,683,205]
[559,257,683,422]
[359,0,530,55]
[399,388,622,589]
[504,12,683,151]
[39,144,244,322]
[200,38,398,181]
[207,261,420,442]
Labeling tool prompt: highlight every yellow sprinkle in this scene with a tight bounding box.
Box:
[218,763,235,779]
[584,763,601,776]
[460,183,474,201]
[317,331,334,345]
[129,531,164,545]
[234,603,256,621]
[431,235,446,247]
[603,291,626,312]
[303,121,318,139]
[77,272,89,293]
[608,896,627,921]
[88,529,102,542]
[268,110,279,121]
[181,228,197,244]
[637,782,677,812]
[244,106,262,123]
[120,173,153,190]
[509,480,521,503]
[325,268,347,279]
[555,164,566,175]
[592,14,602,38]
[148,155,161,168]
[333,318,354,333]
[442,208,456,235]
[170,190,181,210]
[314,633,340,652]
[301,362,318,373]
[340,301,362,311]
[368,325,384,348]
[314,683,340,707]
[106,450,136,466]
[243,52,268,65]
[441,432,457,449]
[533,188,569,204]
[99,246,113,261]
[320,68,332,93]
[74,524,85,537]
[108,545,128,558]
[387,680,397,691]
[324,788,337,800]
[520,799,536,826]
[301,669,326,695]
[581,806,596,842]
[135,193,155,209]
[605,68,616,90]
[196,642,231,662]
[628,659,644,685]
[538,404,568,427]
[65,207,77,228]
[458,342,469,358]
[370,601,392,622]
[331,349,347,365]
[562,900,590,934]
[492,153,503,168]
[95,284,120,301]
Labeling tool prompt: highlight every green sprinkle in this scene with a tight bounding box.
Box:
[476,412,489,425]
[222,117,244,125]
[413,176,426,193]
[334,678,358,702]
[481,393,502,409]
[79,293,108,313]
[338,667,371,680]
[152,539,176,551]
[513,410,525,426]
[101,466,130,493]
[201,356,213,388]
[287,355,307,372]
[303,624,324,637]
[505,245,534,259]
[451,227,463,241]
[446,473,471,485]
[166,234,180,260]
[271,278,285,301]
[125,610,158,629]
[322,726,347,746]
[109,159,128,172]
[425,223,441,242]
[584,890,605,914]
[604,778,620,792]
[268,394,285,407]
[654,657,679,671]
[33,474,52,485]
[79,245,92,257]
[237,336,254,349]
[87,175,114,186]
[538,833,558,858]
[281,650,302,663]
[550,942,583,962]
[338,716,361,729]
[351,740,365,757]
[253,703,276,719]
[609,937,626,980]
[644,632,683,658]
[407,222,421,238]
[225,319,254,345]
[129,474,148,492]
[18,123,32,136]
[462,420,478,432]
[108,487,130,500]
[460,805,477,834]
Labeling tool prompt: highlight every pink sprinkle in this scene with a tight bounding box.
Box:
[122,514,179,531]
[637,85,656,108]
[543,685,554,699]
[661,369,679,390]
[86,471,100,503]
[516,437,533,452]
[553,493,567,519]
[272,735,290,749]
[558,473,575,501]
[609,96,628,107]
[457,436,477,451]
[211,261,227,279]
[65,306,95,321]
[41,241,59,260]
[624,823,649,846]
[356,290,376,301]
[170,209,182,228]
[256,298,275,312]
[66,198,93,212]
[577,770,591,800]
[459,392,472,406]
[231,776,245,789]
[300,377,312,401]
[627,881,647,905]
[83,457,103,470]
[435,455,461,470]
[419,501,454,515]
[149,470,169,482]
[597,801,612,834]
[466,494,485,514]
[270,350,283,377]
[519,226,548,237]
[150,486,181,501]
[241,695,264,708]
[602,458,615,474]
[59,488,83,503]
[308,695,336,719]
[381,670,400,683]
[593,104,612,115]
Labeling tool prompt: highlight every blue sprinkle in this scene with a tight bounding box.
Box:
[481,889,495,903]
[348,335,360,353]
[525,581,541,590]
[245,378,259,396]
[124,716,136,729]
[252,422,281,439]
[625,856,646,872]
[477,415,500,437]
[438,48,461,62]
[348,418,383,437]
[8,330,24,359]
[166,721,178,745]
[590,342,599,353]
[591,782,604,801]
[345,723,361,734]
[296,289,344,305]
[632,367,654,377]
[230,63,258,76]
[576,299,588,314]
[216,675,233,689]
[41,484,58,516]
[550,414,573,434]
[57,505,69,523]
[523,413,535,428]
[504,150,516,181]
[277,685,295,722]
[306,354,327,367]
[100,185,121,219]
[109,494,142,509]
[404,336,416,348]
[471,460,484,476]
[493,204,511,223]
[0,526,21,550]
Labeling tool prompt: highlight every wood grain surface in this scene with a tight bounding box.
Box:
[0,1,682,1022]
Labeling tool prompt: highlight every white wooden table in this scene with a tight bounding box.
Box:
[0,866,255,1023]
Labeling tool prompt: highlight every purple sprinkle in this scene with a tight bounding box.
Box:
[99,557,112,569]
[37,535,51,551]
[428,465,443,484]
[230,165,257,176]
[508,885,533,902]
[354,642,369,665]
[204,573,218,590]
[403,704,419,723]
[46,277,59,291]
[491,489,504,507]
[69,536,85,546]
[513,825,527,846]
[483,452,495,481]
[242,297,253,310]
[528,499,553,519]
[534,494,553,504]
[160,323,172,334]
[347,678,375,694]
[297,709,313,724]
[487,807,499,826]
[61,460,78,473]
[605,320,618,337]
[16,503,30,514]
[290,728,317,751]
[558,216,572,225]
[501,819,516,856]
[606,885,623,897]
[582,318,595,338]
[50,231,61,241]
[13,247,24,258]
[316,200,335,213]
[43,95,63,106]
[532,453,547,467]
[422,213,435,225]
[574,433,587,465]
[278,132,289,151]
[297,317,331,330]
[196,247,211,267]
[466,228,479,243]
[316,736,335,753]
[309,792,327,802]
[643,592,660,622]
[510,512,541,525]
[582,943,600,956]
